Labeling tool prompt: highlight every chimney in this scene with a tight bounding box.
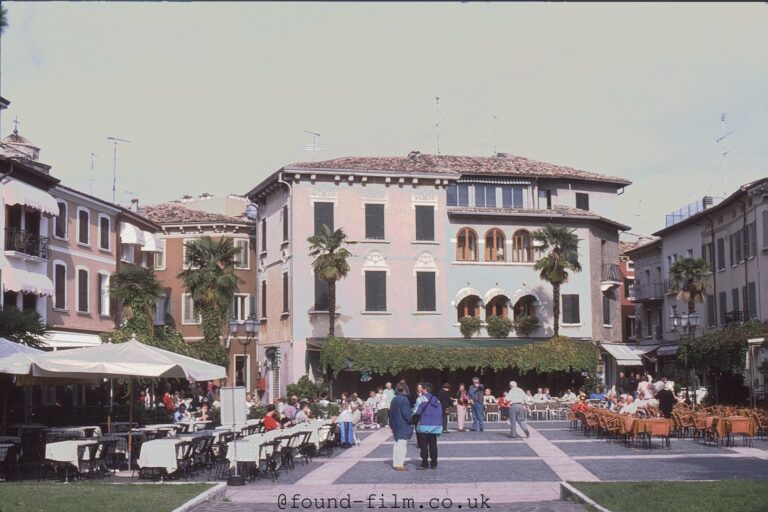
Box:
[181,194,193,201]
[130,197,139,213]
[407,150,421,161]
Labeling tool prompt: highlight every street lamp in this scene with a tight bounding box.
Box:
[670,311,701,406]
[225,315,259,487]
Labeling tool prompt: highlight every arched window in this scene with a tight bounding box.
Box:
[484,228,505,261]
[457,296,481,321]
[512,229,533,262]
[456,228,478,261]
[513,295,537,319]
[485,295,509,318]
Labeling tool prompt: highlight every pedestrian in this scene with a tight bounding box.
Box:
[655,381,675,419]
[505,381,530,439]
[437,383,453,434]
[616,371,630,396]
[497,393,510,421]
[413,382,443,470]
[455,383,470,432]
[468,376,485,431]
[388,380,412,471]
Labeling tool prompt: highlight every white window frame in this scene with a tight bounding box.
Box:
[75,265,90,314]
[154,242,166,270]
[234,239,250,270]
[182,293,201,325]
[97,271,111,317]
[54,199,68,240]
[97,214,111,252]
[52,260,68,311]
[76,206,91,246]
[232,293,250,322]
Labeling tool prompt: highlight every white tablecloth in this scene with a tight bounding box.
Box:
[45,440,98,470]
[137,438,183,475]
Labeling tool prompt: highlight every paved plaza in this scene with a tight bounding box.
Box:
[191,421,768,511]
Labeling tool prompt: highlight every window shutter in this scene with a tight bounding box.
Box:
[572,295,580,324]
[502,187,512,208]
[447,184,457,207]
[54,264,66,309]
[416,272,436,311]
[576,193,589,211]
[55,202,66,238]
[314,202,334,236]
[475,185,485,208]
[314,273,329,311]
[707,295,716,326]
[100,217,109,250]
[764,211,768,249]
[415,205,434,241]
[261,282,267,318]
[748,282,757,319]
[282,205,289,241]
[732,288,739,312]
[458,185,469,206]
[283,273,289,313]
[718,292,727,325]
[365,271,387,312]
[78,269,88,312]
[602,294,610,325]
[562,295,572,324]
[365,204,385,240]
[183,294,191,323]
[79,211,89,244]
[513,187,523,208]
[749,222,757,258]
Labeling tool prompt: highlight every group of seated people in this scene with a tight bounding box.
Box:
[571,379,678,419]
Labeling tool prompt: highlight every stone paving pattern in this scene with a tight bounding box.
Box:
[192,420,768,512]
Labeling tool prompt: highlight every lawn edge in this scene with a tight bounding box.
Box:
[560,482,613,512]
[171,482,227,512]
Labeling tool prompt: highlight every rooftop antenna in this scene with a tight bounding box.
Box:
[434,95,445,155]
[89,152,97,195]
[107,136,130,203]
[492,114,498,156]
[715,113,733,196]
[301,129,322,160]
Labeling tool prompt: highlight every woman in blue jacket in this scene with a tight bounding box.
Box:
[413,382,443,470]
[388,380,413,471]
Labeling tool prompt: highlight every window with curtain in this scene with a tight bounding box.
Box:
[78,209,90,245]
[511,230,533,262]
[77,268,89,313]
[416,272,436,312]
[54,263,66,310]
[415,205,435,241]
[484,228,505,261]
[364,271,387,312]
[234,239,249,269]
[456,228,478,261]
[562,294,580,324]
[456,296,481,321]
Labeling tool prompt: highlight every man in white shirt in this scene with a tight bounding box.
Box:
[532,388,548,402]
[505,381,530,439]
[562,389,577,401]
[619,396,638,415]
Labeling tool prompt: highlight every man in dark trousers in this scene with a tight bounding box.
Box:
[656,381,676,419]
[616,371,630,396]
[468,376,485,431]
[437,383,453,434]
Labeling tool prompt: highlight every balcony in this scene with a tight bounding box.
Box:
[601,263,621,282]
[725,310,748,326]
[633,281,666,302]
[4,227,49,259]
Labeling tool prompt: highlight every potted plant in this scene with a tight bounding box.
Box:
[514,315,540,336]
[486,315,514,338]
[459,316,482,339]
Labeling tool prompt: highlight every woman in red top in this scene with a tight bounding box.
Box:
[262,404,280,431]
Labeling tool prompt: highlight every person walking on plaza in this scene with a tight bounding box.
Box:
[455,383,470,432]
[505,381,530,439]
[468,376,485,431]
[437,382,453,434]
[413,382,443,469]
[388,380,413,471]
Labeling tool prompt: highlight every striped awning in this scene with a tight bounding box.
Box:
[119,222,145,245]
[458,177,532,185]
[2,178,59,216]
[601,343,658,366]
[454,287,482,305]
[141,231,165,252]
[2,266,54,296]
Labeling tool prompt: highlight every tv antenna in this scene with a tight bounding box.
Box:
[107,136,130,203]
[434,96,445,155]
[302,129,322,159]
[89,152,97,195]
[492,114,498,156]
[715,113,733,196]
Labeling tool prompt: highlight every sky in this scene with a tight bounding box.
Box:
[2,2,767,236]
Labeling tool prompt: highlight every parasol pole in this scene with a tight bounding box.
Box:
[108,378,113,434]
[128,378,134,471]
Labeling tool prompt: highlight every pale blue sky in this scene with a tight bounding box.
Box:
[2,2,767,235]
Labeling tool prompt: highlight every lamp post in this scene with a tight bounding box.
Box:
[747,338,764,409]
[671,311,700,405]
[225,315,259,487]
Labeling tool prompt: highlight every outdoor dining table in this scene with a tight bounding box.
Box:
[46,426,103,439]
[137,438,185,475]
[0,436,21,444]
[44,439,99,470]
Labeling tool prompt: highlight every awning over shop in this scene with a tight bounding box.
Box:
[119,222,145,245]
[41,330,104,350]
[1,178,59,216]
[657,345,679,357]
[601,343,658,366]
[140,231,165,252]
[2,266,54,296]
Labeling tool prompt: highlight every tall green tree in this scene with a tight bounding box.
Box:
[308,226,352,337]
[670,257,710,334]
[178,236,243,344]
[0,305,46,348]
[110,264,165,339]
[532,224,582,336]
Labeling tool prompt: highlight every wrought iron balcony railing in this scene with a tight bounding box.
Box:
[4,227,49,259]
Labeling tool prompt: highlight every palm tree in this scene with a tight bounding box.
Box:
[110,264,165,338]
[532,223,582,337]
[178,236,243,344]
[308,226,352,337]
[670,257,710,334]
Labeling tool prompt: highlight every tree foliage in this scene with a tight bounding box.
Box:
[307,226,353,337]
[679,320,767,372]
[99,326,228,368]
[0,305,46,348]
[178,236,244,344]
[514,315,541,337]
[286,375,328,399]
[532,224,581,336]
[109,264,165,339]
[670,257,710,314]
[320,335,600,377]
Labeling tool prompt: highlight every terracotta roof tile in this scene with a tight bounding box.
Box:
[287,152,631,186]
[141,203,253,225]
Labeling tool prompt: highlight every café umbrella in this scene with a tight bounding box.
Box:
[0,335,226,467]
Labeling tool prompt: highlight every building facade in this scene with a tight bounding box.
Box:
[141,199,259,389]
[247,152,632,399]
